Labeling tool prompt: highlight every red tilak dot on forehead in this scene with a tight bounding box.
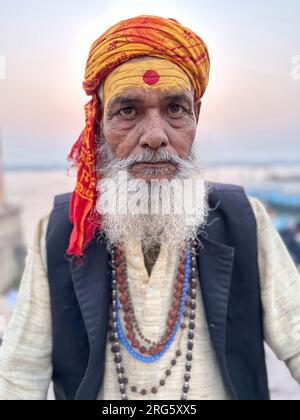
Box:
[143,69,160,85]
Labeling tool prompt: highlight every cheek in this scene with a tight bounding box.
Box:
[102,116,197,159]
[169,124,197,158]
[103,121,137,158]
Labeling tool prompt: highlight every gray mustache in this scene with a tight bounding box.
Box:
[115,150,186,170]
[96,137,199,177]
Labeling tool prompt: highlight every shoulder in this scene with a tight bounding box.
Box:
[246,196,282,245]
[205,181,251,215]
[32,193,72,254]
[46,192,72,234]
[31,214,50,256]
[45,192,73,265]
[205,180,245,194]
[47,191,73,236]
[52,192,72,207]
[247,196,270,226]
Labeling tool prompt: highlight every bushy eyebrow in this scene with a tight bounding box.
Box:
[107,96,143,113]
[107,91,193,114]
[163,93,193,106]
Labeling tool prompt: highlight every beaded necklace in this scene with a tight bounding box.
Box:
[109,239,198,400]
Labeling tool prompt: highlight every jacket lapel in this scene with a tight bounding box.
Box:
[196,193,237,399]
[196,235,237,399]
[70,234,112,400]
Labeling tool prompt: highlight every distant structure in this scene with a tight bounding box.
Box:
[0,141,4,203]
[0,138,25,293]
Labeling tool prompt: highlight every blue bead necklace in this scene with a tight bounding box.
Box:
[116,240,191,363]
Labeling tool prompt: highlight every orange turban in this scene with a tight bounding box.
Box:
[66,15,210,257]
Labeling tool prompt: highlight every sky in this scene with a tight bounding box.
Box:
[0,0,299,168]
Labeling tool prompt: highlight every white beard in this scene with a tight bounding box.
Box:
[95,139,210,253]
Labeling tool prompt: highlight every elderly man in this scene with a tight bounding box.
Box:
[0,15,299,401]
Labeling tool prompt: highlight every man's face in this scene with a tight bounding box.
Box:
[101,86,201,182]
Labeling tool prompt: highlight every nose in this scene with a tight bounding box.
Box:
[139,115,169,150]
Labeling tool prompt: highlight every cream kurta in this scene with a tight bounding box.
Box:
[98,238,230,400]
[0,196,300,400]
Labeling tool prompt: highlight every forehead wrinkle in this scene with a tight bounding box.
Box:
[106,74,191,91]
[102,57,194,111]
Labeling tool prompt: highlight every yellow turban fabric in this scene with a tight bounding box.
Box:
[101,57,194,113]
[67,15,210,258]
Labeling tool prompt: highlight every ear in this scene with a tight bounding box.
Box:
[194,98,202,123]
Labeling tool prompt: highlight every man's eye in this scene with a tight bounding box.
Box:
[119,107,136,117]
[168,104,186,115]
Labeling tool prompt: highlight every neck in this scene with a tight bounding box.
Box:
[142,240,161,276]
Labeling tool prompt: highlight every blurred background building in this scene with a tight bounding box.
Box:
[0,139,25,294]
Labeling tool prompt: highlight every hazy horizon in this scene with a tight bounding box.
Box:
[0,0,299,168]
